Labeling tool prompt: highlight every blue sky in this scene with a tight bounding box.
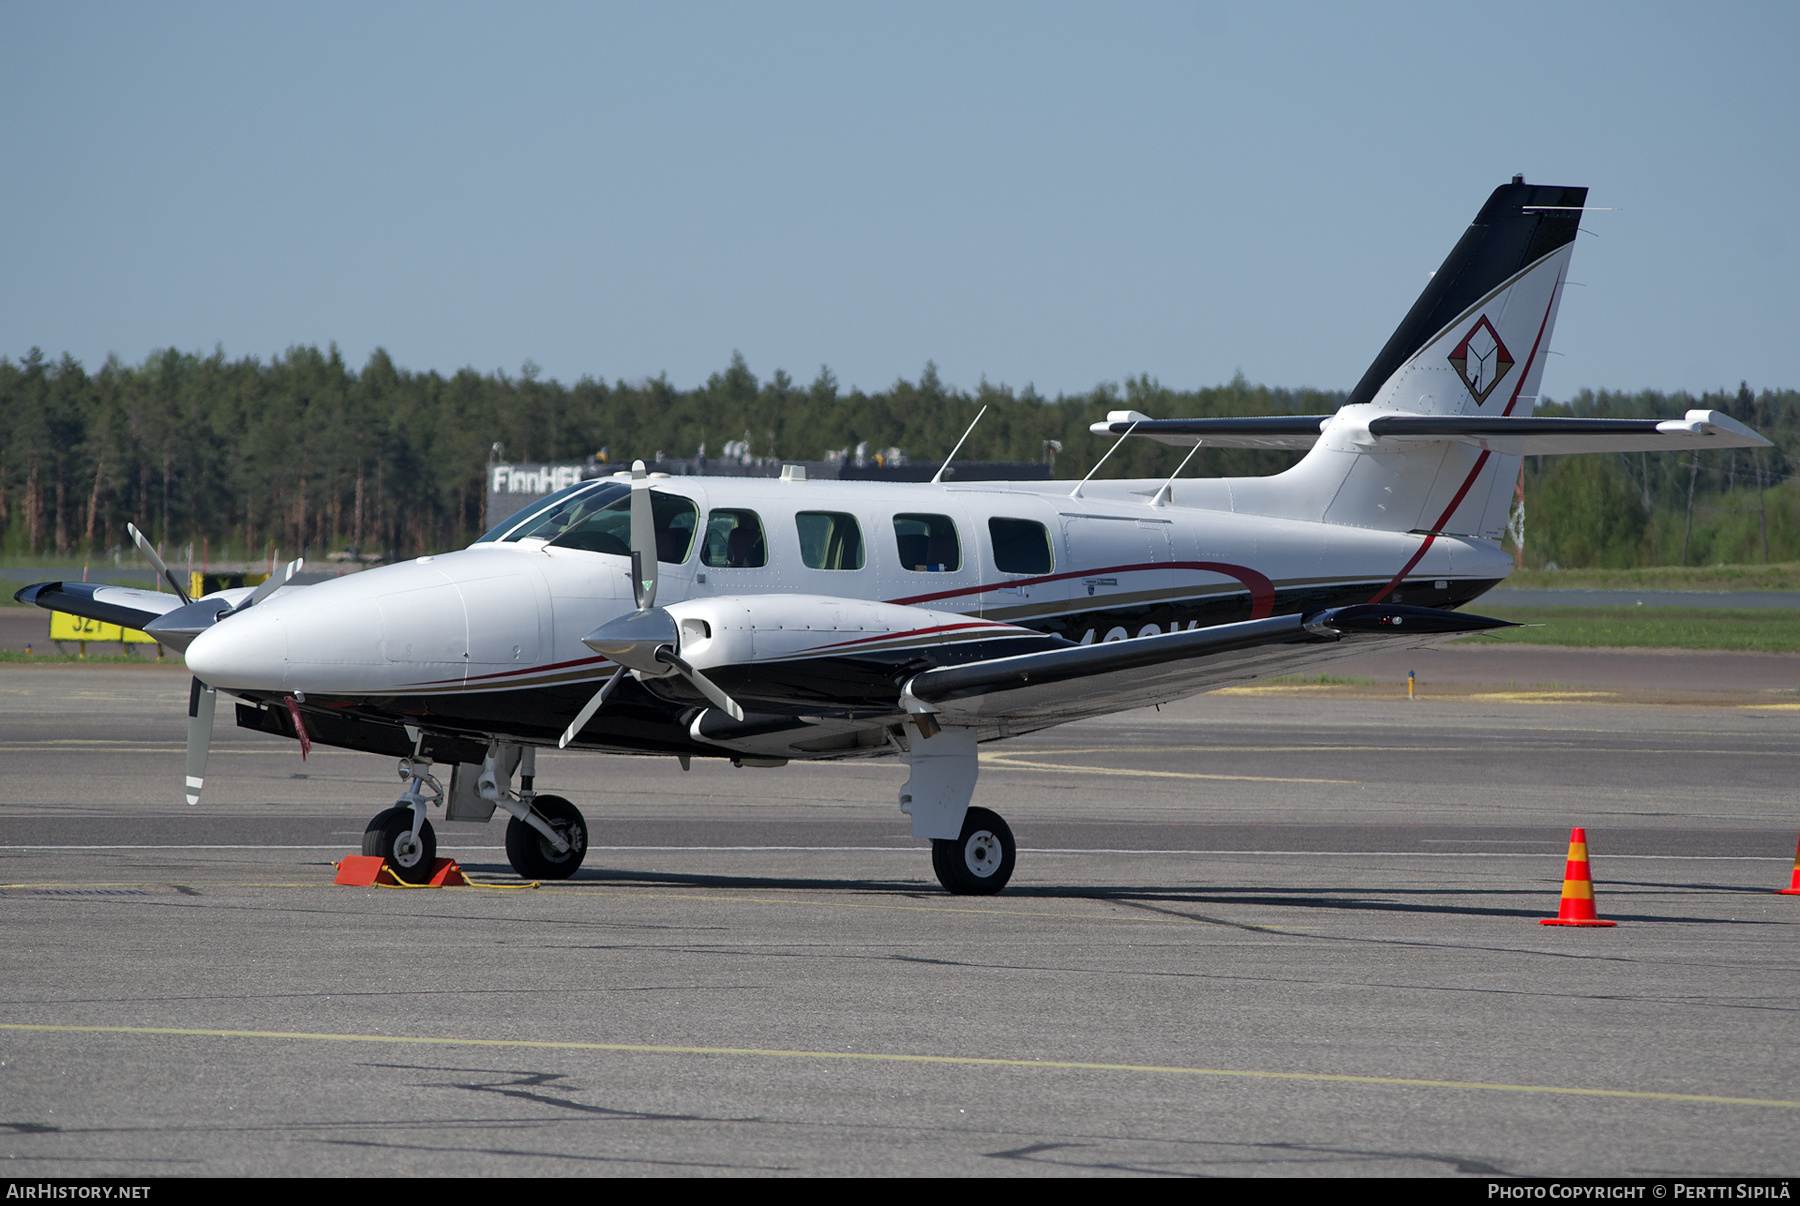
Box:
[3,2,1794,400]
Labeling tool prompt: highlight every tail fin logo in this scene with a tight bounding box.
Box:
[1447,316,1515,404]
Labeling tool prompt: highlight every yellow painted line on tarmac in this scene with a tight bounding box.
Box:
[0,879,1270,929]
[541,886,1208,925]
[1211,686,1800,710]
[986,744,1432,756]
[986,742,1800,758]
[0,1021,1793,1111]
[977,753,1352,785]
[1218,685,1617,704]
[1464,691,1616,704]
[0,743,322,755]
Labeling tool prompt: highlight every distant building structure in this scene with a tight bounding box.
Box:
[483,452,1052,532]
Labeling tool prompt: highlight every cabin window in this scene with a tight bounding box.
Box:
[796,511,865,570]
[543,489,698,563]
[989,517,1053,575]
[893,513,961,572]
[702,509,767,568]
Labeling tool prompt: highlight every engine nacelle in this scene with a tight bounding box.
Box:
[663,594,1040,675]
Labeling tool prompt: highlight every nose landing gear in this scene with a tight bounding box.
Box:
[363,807,437,883]
[361,756,445,884]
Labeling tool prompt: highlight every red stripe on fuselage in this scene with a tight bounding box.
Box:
[889,560,1276,620]
[402,652,614,689]
[798,620,1018,653]
[1369,270,1562,605]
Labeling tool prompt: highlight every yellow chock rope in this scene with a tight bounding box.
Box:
[330,858,540,891]
[451,872,541,891]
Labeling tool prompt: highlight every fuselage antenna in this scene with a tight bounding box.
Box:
[1069,421,1139,499]
[1148,440,1204,507]
[929,405,989,485]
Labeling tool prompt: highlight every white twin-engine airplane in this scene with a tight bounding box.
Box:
[18,178,1771,894]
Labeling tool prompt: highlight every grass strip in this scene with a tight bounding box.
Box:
[1502,562,1800,592]
[1468,606,1800,652]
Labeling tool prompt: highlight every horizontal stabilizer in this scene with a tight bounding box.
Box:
[1089,409,1770,456]
[1089,410,1330,449]
[1361,409,1771,454]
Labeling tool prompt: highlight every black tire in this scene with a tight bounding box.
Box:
[505,794,588,880]
[931,806,1015,895]
[362,806,437,885]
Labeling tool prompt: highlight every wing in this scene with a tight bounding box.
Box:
[14,580,191,630]
[903,604,1508,724]
[649,597,1506,760]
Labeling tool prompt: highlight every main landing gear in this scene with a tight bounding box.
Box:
[504,794,588,880]
[931,807,1016,895]
[897,728,1015,895]
[360,747,589,883]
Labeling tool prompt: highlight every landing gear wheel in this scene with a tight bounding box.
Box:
[931,806,1015,896]
[505,794,588,880]
[363,806,437,885]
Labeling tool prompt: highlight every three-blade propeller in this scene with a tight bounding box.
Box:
[129,523,305,805]
[559,462,745,749]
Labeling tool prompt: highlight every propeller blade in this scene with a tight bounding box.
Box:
[659,649,746,723]
[185,676,216,805]
[127,522,192,605]
[240,556,304,610]
[629,460,657,610]
[558,666,626,749]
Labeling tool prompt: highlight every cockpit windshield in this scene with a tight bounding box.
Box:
[473,481,625,544]
[473,479,698,563]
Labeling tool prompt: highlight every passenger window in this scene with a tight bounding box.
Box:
[702,509,767,568]
[796,511,865,570]
[989,517,1054,575]
[893,513,961,572]
[549,490,699,564]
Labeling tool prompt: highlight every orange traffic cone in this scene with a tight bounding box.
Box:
[1540,826,1616,927]
[1777,831,1800,895]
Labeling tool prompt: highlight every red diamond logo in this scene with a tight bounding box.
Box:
[1448,316,1514,404]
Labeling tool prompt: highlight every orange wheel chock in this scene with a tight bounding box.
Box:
[1540,826,1616,927]
[333,855,469,888]
[333,855,388,886]
[427,859,471,887]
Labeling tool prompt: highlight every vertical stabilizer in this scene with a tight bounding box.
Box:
[1237,178,1587,541]
[1349,178,1586,417]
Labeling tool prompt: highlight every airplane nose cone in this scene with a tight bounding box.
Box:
[184,606,289,690]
